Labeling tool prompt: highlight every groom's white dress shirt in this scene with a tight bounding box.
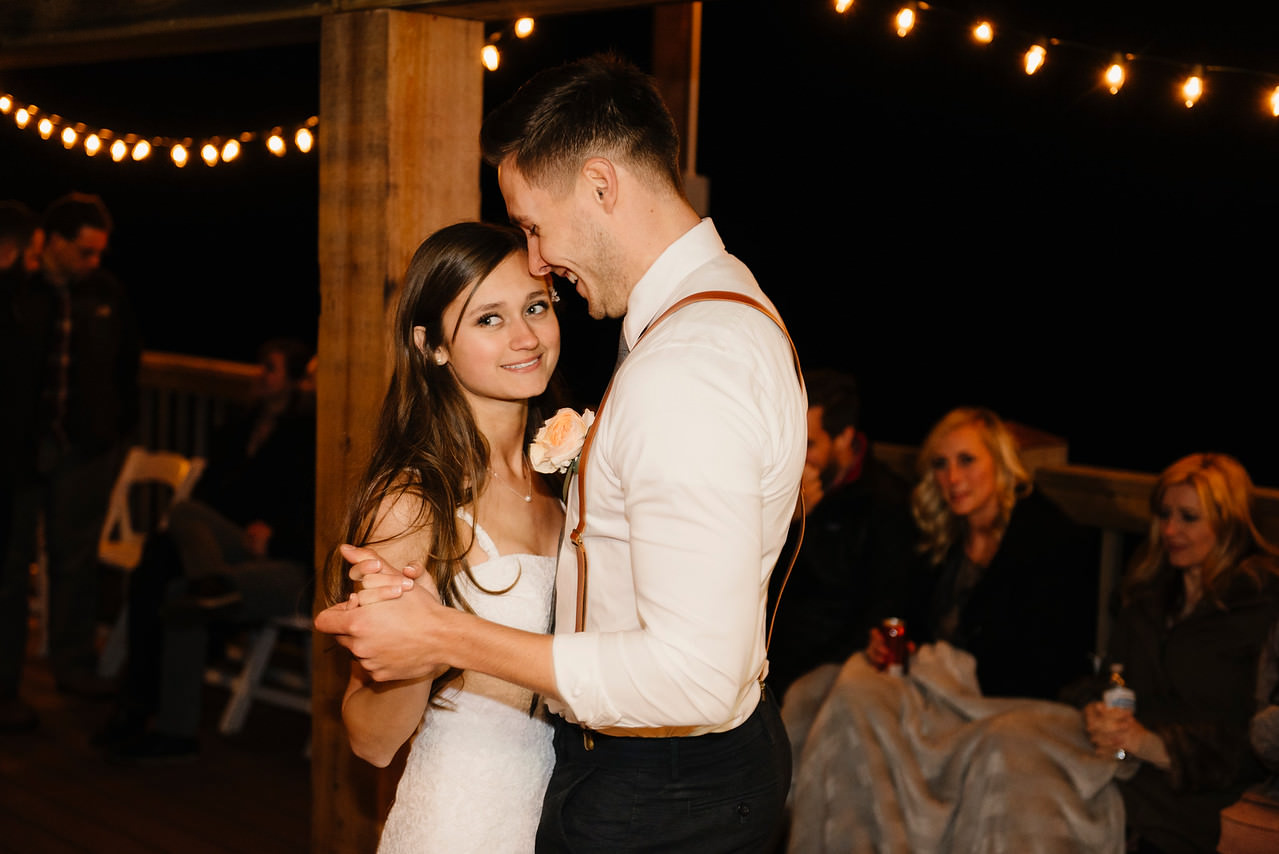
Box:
[548,218,806,735]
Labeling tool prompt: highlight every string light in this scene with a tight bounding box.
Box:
[895,7,916,37]
[0,17,536,169]
[1024,44,1047,75]
[482,44,501,71]
[826,1,1279,128]
[1181,67,1204,108]
[294,127,313,154]
[1104,59,1127,95]
[0,90,319,166]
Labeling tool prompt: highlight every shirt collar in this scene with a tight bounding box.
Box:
[621,218,725,351]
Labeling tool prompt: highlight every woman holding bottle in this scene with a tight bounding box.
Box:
[1085,453,1279,854]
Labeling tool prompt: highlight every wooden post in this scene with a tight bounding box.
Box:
[313,9,481,853]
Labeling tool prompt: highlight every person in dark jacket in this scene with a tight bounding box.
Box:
[0,200,47,731]
[869,407,1097,701]
[767,369,913,700]
[1,193,140,713]
[1085,452,1279,854]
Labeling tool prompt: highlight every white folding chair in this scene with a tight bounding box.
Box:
[94,446,206,677]
[206,611,312,749]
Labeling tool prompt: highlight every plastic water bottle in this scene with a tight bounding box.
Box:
[1102,663,1136,760]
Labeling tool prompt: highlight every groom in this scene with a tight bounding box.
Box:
[317,54,806,852]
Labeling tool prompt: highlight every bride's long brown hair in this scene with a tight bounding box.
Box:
[323,221,562,704]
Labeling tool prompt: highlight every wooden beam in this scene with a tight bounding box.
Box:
[0,0,683,69]
[312,9,482,852]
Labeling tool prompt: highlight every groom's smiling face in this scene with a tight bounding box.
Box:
[499,160,629,320]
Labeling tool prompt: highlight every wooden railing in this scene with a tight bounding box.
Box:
[137,357,1279,659]
[137,351,260,460]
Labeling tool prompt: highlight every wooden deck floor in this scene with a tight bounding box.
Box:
[0,633,311,854]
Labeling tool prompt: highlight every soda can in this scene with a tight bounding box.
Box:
[882,617,909,676]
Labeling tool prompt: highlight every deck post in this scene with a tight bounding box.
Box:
[313,9,482,852]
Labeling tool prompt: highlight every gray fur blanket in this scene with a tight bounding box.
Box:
[781,643,1125,853]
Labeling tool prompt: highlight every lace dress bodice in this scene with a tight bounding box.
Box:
[377,509,557,853]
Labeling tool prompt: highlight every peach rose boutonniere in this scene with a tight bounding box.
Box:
[529,407,596,476]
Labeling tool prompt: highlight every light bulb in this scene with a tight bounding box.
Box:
[514,17,534,38]
[896,8,915,37]
[201,143,219,166]
[221,138,240,162]
[482,44,500,71]
[1024,45,1046,75]
[111,139,128,161]
[973,21,993,44]
[1181,71,1203,108]
[1105,62,1125,95]
[60,126,77,148]
[295,127,313,153]
[84,134,101,156]
[132,139,151,160]
[267,134,286,156]
[171,144,189,167]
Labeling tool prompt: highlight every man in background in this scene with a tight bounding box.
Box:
[0,200,47,730]
[766,368,915,701]
[0,193,140,723]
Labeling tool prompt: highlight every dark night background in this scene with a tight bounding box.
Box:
[3,0,1278,483]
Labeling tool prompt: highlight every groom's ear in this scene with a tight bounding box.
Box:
[581,157,618,213]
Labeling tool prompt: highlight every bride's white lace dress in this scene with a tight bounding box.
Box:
[377,510,557,853]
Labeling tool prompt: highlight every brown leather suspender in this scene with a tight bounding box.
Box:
[568,290,805,637]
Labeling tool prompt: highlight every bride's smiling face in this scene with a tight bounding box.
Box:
[428,251,560,406]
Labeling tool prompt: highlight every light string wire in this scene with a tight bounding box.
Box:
[0,16,536,168]
[833,0,1279,114]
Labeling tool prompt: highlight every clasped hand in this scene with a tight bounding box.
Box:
[1083,702,1167,767]
[313,544,450,683]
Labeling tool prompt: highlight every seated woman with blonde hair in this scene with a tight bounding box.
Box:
[1086,453,1279,854]
[785,409,1120,853]
[871,406,1096,700]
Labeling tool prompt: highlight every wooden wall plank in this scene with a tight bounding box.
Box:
[312,9,482,853]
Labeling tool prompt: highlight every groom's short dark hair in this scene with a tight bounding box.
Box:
[480,53,684,196]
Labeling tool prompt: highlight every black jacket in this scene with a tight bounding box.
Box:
[768,454,915,699]
[903,489,1098,701]
[1107,564,1279,854]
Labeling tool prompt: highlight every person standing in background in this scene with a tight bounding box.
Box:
[0,192,140,722]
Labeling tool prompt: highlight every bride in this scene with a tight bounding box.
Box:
[320,222,565,852]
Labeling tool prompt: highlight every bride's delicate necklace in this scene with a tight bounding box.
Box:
[490,457,532,503]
